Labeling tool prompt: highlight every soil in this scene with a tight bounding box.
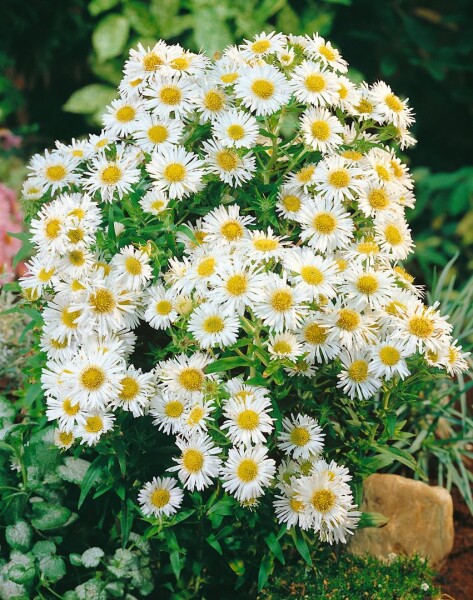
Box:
[438,489,473,600]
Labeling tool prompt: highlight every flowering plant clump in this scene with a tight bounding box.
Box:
[20,31,469,558]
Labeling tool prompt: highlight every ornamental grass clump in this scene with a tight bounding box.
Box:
[20,31,469,553]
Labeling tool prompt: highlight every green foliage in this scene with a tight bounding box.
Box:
[257,553,441,600]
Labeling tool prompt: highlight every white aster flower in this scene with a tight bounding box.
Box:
[299,198,354,253]
[305,34,348,73]
[188,302,240,349]
[290,61,338,106]
[203,139,256,187]
[138,476,184,519]
[300,107,343,153]
[221,394,274,447]
[277,414,325,460]
[221,445,276,501]
[147,145,206,200]
[149,391,187,435]
[102,97,143,137]
[212,109,259,148]
[253,273,307,333]
[168,432,221,491]
[132,113,184,154]
[313,155,364,202]
[75,410,115,445]
[112,365,155,416]
[337,351,382,400]
[240,31,287,59]
[143,75,197,118]
[158,352,213,401]
[283,247,340,301]
[201,203,254,245]
[370,341,412,381]
[235,64,290,116]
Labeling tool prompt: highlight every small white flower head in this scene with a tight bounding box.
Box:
[149,391,187,435]
[201,203,255,246]
[299,198,354,253]
[276,186,311,221]
[143,283,178,330]
[267,332,303,361]
[75,410,115,446]
[370,341,411,381]
[113,365,155,417]
[143,75,197,118]
[147,145,206,200]
[203,139,256,187]
[102,97,143,137]
[235,64,290,116]
[139,188,170,216]
[158,352,214,401]
[304,34,348,73]
[221,445,276,501]
[168,432,222,491]
[54,428,75,450]
[240,31,287,60]
[111,245,153,291]
[138,476,184,518]
[253,272,307,333]
[132,113,184,154]
[212,109,260,148]
[277,414,325,460]
[290,61,339,107]
[221,393,274,447]
[188,302,240,349]
[300,108,343,153]
[337,351,382,400]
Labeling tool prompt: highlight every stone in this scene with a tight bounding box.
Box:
[349,473,454,567]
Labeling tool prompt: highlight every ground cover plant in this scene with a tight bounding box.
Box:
[4,31,470,597]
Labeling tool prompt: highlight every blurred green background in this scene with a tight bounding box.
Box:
[1,0,472,283]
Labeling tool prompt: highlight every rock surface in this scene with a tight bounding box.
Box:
[349,474,454,567]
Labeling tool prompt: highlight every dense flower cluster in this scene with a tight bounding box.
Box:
[21,32,468,543]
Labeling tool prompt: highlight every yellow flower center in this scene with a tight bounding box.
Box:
[179,368,204,392]
[50,337,68,349]
[164,163,186,182]
[337,308,360,331]
[290,498,304,512]
[304,322,328,345]
[319,44,336,61]
[101,165,122,185]
[148,125,168,144]
[390,160,404,178]
[394,266,414,283]
[182,449,204,473]
[46,165,66,182]
[379,346,401,366]
[188,406,204,425]
[290,427,310,446]
[385,300,406,316]
[204,90,225,112]
[357,241,379,255]
[156,299,172,315]
[237,458,259,482]
[165,401,184,418]
[119,376,140,401]
[273,340,292,354]
[375,164,391,181]
[171,56,191,71]
[151,200,166,212]
[311,489,336,513]
[356,274,379,295]
[160,86,182,106]
[62,398,80,416]
[45,219,62,239]
[385,93,403,113]
[368,188,389,210]
[226,274,248,296]
[151,488,170,508]
[342,150,363,161]
[338,84,348,99]
[237,409,260,430]
[282,194,301,212]
[220,73,239,84]
[305,74,326,93]
[271,289,293,312]
[384,224,403,246]
[356,98,373,114]
[196,257,216,278]
[58,431,74,446]
[251,39,271,54]
[328,169,350,188]
[80,367,106,391]
[300,266,324,286]
[310,120,330,141]
[408,315,435,338]
[336,258,348,272]
[143,52,163,71]
[85,415,104,433]
[125,256,142,276]
[313,212,336,234]
[90,288,115,314]
[221,220,244,241]
[61,308,81,328]
[116,105,136,122]
[71,279,86,291]
[253,238,278,252]
[227,124,245,140]
[296,165,315,183]
[251,79,275,99]
[38,267,55,282]
[216,149,239,171]
[67,228,84,244]
[202,315,225,334]
[347,360,369,382]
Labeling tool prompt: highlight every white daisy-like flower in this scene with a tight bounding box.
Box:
[139,188,170,216]
[277,414,325,460]
[342,238,386,267]
[277,46,295,67]
[124,42,168,79]
[84,150,141,203]
[283,247,340,301]
[147,145,206,200]
[220,445,276,501]
[356,182,400,218]
[201,204,255,245]
[352,84,384,122]
[319,503,361,545]
[296,317,341,364]
[75,410,115,446]
[212,109,259,148]
[54,428,75,450]
[371,81,414,128]
[158,352,213,401]
[22,178,45,200]
[284,358,318,378]
[187,302,240,349]
[267,332,303,361]
[374,215,414,260]
[299,198,354,253]
[253,272,307,333]
[240,31,287,59]
[181,399,215,437]
[300,107,344,153]
[310,458,353,485]
[168,432,222,491]
[46,395,85,433]
[221,394,274,446]
[143,75,197,118]
[209,57,243,87]
[289,61,338,106]
[337,351,382,400]
[334,75,361,110]
[42,294,84,344]
[324,302,378,351]
[276,186,311,220]
[339,265,395,310]
[132,113,184,154]
[182,245,230,294]
[20,256,58,298]
[138,476,184,518]
[370,341,411,381]
[238,227,288,264]
[163,46,210,78]
[111,245,152,291]
[305,34,348,73]
[202,139,256,187]
[143,283,179,330]
[112,365,155,417]
[55,138,92,161]
[392,301,452,355]
[102,97,143,137]
[193,82,230,122]
[27,150,79,193]
[285,163,318,191]
[313,155,364,201]
[273,482,313,530]
[235,64,290,116]
[149,391,187,435]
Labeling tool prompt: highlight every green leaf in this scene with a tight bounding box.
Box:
[63,84,117,115]
[9,232,33,268]
[93,15,130,61]
[205,534,223,555]
[78,455,107,508]
[31,503,73,531]
[89,0,120,16]
[264,532,285,565]
[289,528,312,566]
[359,511,389,528]
[258,553,274,591]
[206,356,252,374]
